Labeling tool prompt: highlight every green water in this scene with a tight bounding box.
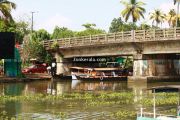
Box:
[0,80,179,120]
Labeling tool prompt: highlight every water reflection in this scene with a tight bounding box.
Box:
[0,80,180,119]
[0,80,130,96]
[71,80,128,92]
[0,80,180,97]
[47,81,71,95]
[46,80,129,95]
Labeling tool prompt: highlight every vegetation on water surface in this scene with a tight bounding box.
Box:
[0,110,68,120]
[0,92,178,105]
[0,92,178,119]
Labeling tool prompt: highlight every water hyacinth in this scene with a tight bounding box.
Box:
[0,92,178,119]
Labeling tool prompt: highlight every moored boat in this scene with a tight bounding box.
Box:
[71,67,128,81]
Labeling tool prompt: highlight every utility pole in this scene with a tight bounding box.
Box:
[31,11,35,32]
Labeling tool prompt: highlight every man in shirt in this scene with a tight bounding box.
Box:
[51,59,57,77]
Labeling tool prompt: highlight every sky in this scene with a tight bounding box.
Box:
[11,0,177,33]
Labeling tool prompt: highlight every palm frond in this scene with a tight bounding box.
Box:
[120,0,146,23]
[120,0,129,6]
[125,10,131,22]
[0,0,16,22]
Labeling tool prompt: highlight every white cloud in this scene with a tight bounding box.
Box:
[35,14,73,33]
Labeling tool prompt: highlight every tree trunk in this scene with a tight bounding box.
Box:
[176,2,180,27]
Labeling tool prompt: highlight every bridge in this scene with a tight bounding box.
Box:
[43,28,180,80]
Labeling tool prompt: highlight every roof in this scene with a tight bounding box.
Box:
[148,85,180,90]
[147,85,180,92]
[93,68,120,71]
[70,67,85,70]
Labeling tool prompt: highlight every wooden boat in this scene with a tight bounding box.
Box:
[71,67,128,81]
[51,74,72,80]
[137,85,180,120]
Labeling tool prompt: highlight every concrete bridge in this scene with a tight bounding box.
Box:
[43,27,180,80]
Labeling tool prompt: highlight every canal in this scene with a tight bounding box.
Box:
[0,80,179,119]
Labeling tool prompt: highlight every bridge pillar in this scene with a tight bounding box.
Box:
[133,54,144,76]
[55,53,71,76]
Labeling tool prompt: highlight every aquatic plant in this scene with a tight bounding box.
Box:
[56,112,67,119]
[110,110,136,120]
[0,92,178,119]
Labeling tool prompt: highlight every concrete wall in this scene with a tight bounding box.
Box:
[60,43,136,58]
[55,53,72,76]
[133,59,180,76]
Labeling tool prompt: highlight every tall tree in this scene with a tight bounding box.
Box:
[150,9,166,27]
[166,9,177,27]
[82,23,96,29]
[120,0,146,24]
[31,29,50,42]
[22,35,48,63]
[15,20,30,44]
[139,23,151,30]
[51,26,74,39]
[76,23,105,36]
[109,17,124,33]
[174,0,180,27]
[0,0,16,22]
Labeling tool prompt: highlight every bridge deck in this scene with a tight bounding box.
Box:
[43,28,180,49]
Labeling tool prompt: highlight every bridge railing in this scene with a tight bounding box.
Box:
[43,27,180,49]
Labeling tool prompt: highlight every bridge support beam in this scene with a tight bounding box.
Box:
[133,54,180,77]
[55,53,72,76]
[133,54,144,76]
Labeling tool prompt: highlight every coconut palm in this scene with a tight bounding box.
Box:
[166,9,177,27]
[150,9,166,27]
[120,0,146,24]
[174,0,180,26]
[0,0,16,21]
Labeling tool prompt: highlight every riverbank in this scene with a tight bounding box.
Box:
[0,73,52,83]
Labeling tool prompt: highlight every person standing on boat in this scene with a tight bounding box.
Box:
[91,69,96,77]
[51,58,57,77]
[47,65,51,75]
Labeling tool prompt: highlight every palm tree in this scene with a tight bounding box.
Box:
[150,9,166,27]
[0,0,16,22]
[120,0,146,24]
[166,9,177,27]
[174,0,180,26]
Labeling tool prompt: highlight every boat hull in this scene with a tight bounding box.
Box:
[76,75,127,81]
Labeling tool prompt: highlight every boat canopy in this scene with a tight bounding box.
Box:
[147,85,180,93]
[70,67,121,71]
[70,67,85,70]
[93,68,120,71]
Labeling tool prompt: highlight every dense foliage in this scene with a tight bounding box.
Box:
[0,19,30,44]
[31,29,50,41]
[51,26,74,39]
